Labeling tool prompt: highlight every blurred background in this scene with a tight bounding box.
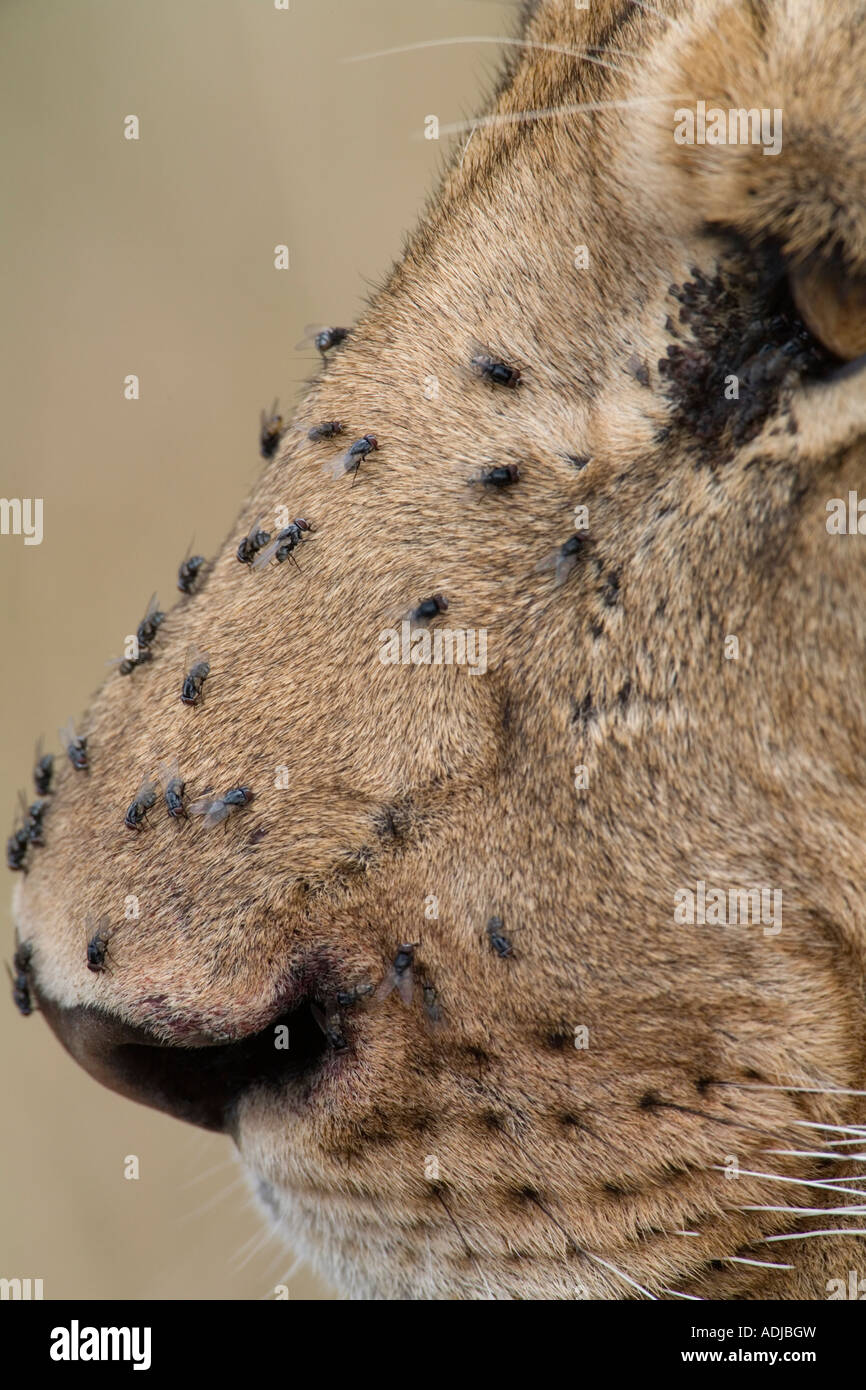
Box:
[0,0,511,1300]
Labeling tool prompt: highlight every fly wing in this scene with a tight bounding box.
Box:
[157,758,179,790]
[322,446,356,480]
[371,967,397,1006]
[251,533,284,571]
[58,717,76,753]
[189,795,216,819]
[142,592,160,623]
[396,970,414,1007]
[294,323,326,351]
[204,800,230,829]
[184,644,210,672]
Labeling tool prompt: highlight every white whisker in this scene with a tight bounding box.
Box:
[180,1174,246,1223]
[661,1287,703,1299]
[343,35,633,78]
[791,1120,866,1136]
[264,1253,305,1296]
[765,1148,866,1162]
[716,1167,866,1199]
[584,1250,657,1299]
[434,92,686,139]
[762,1228,866,1242]
[741,1204,866,1217]
[724,1257,794,1269]
[180,1157,237,1190]
[727,1082,866,1098]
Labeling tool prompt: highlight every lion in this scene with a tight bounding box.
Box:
[12,0,866,1299]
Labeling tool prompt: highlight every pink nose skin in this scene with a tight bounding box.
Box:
[35,986,332,1133]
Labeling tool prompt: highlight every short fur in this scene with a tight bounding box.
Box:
[14,0,866,1298]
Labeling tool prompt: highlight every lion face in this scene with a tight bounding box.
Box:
[15,0,866,1298]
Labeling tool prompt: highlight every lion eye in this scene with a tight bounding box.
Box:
[789,257,866,361]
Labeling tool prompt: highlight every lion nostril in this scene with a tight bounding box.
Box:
[36,991,332,1132]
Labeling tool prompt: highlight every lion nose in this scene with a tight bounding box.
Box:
[35,988,331,1133]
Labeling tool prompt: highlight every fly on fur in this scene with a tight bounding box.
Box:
[236,516,272,566]
[86,916,114,974]
[536,534,589,586]
[307,419,345,442]
[189,785,255,830]
[295,324,350,360]
[6,820,29,873]
[403,594,449,627]
[59,717,88,772]
[468,464,520,489]
[177,544,207,595]
[136,593,165,651]
[372,943,420,1006]
[158,758,187,820]
[124,777,158,831]
[8,938,33,1016]
[259,399,286,460]
[252,518,312,571]
[33,741,54,797]
[18,792,47,847]
[311,998,349,1052]
[486,916,514,958]
[180,646,211,706]
[323,434,378,482]
[468,342,522,389]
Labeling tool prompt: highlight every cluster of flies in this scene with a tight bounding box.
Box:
[310,918,514,1050]
[124,765,253,833]
[6,744,55,875]
[7,334,579,1018]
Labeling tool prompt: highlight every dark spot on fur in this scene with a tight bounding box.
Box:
[695,1076,716,1094]
[639,1090,661,1110]
[373,799,414,843]
[601,571,620,607]
[247,826,269,845]
[543,1029,573,1051]
[625,353,650,387]
[658,245,832,458]
[590,620,604,639]
[567,454,591,471]
[617,679,632,707]
[571,689,596,730]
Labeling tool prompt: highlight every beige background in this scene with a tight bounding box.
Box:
[0,0,509,1300]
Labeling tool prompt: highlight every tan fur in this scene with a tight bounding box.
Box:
[14,0,866,1298]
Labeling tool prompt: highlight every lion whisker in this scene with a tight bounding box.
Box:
[716,1168,866,1199]
[342,36,635,78]
[761,1228,866,1242]
[724,1256,794,1269]
[434,92,688,139]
